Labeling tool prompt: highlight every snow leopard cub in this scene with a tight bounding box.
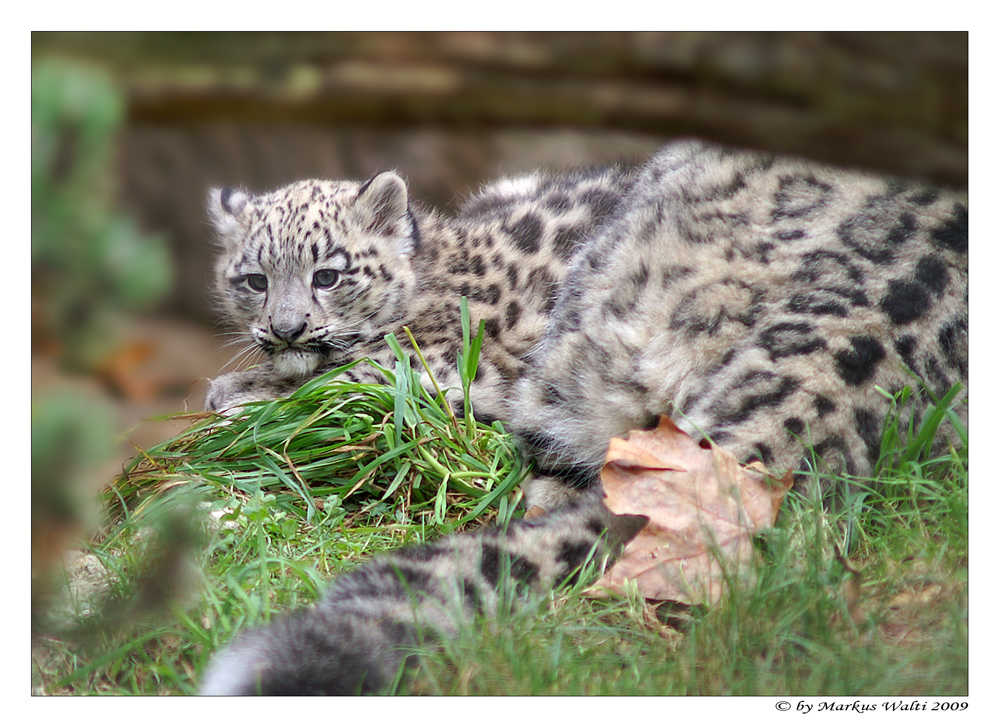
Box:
[207,140,967,510]
[206,160,633,430]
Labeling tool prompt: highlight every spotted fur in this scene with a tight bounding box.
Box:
[510,143,968,506]
[207,139,967,509]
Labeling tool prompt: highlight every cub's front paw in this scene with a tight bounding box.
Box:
[205,371,275,412]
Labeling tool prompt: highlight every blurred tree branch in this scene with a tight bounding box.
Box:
[33,31,966,187]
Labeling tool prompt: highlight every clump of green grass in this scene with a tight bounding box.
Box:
[109,304,523,534]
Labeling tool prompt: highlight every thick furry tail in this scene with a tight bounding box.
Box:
[200,607,419,695]
[201,501,647,695]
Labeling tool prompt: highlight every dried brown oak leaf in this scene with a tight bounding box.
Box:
[589,416,792,605]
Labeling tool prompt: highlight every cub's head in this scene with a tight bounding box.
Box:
[208,172,418,378]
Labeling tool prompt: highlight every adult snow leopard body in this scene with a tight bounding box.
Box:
[201,140,967,694]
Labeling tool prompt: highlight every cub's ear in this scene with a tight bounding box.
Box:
[208,186,250,243]
[354,171,413,244]
[208,186,250,218]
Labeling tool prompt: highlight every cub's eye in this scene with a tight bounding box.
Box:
[313,269,339,289]
[246,274,268,292]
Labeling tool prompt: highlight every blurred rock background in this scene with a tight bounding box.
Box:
[30,31,967,612]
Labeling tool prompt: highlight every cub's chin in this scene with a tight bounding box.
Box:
[272,349,324,379]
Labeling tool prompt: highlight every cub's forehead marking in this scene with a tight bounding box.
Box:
[323,249,351,270]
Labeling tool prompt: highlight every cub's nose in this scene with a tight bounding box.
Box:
[271,321,307,343]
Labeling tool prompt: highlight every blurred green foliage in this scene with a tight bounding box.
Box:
[32,58,173,371]
[32,60,177,615]
[32,388,117,523]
